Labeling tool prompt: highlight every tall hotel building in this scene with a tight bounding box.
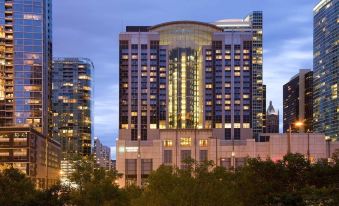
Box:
[313,0,338,140]
[117,11,265,186]
[283,69,313,133]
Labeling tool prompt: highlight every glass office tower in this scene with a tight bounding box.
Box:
[313,0,338,140]
[0,0,53,135]
[52,58,93,157]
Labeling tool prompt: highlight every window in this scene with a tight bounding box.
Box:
[125,159,137,175]
[234,128,241,140]
[220,158,231,169]
[225,123,231,128]
[235,158,246,168]
[141,159,152,175]
[181,150,191,168]
[163,140,173,147]
[180,137,191,146]
[164,150,172,164]
[199,139,208,147]
[225,128,231,140]
[200,150,208,162]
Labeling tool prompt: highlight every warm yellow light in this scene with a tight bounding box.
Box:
[294,121,304,127]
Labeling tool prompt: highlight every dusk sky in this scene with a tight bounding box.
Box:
[54,0,319,159]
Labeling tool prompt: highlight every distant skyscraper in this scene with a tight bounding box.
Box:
[283,69,313,133]
[52,58,93,157]
[0,0,53,135]
[117,11,265,186]
[313,0,338,140]
[93,137,112,170]
[266,101,279,133]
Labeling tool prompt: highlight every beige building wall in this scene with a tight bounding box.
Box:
[117,130,339,187]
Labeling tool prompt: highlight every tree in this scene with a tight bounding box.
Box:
[68,155,128,206]
[0,168,37,206]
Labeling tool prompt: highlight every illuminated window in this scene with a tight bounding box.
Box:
[132,55,138,59]
[23,14,41,20]
[234,123,241,128]
[215,123,222,128]
[121,124,128,129]
[199,139,208,147]
[243,123,250,128]
[225,123,232,128]
[206,84,212,89]
[225,106,231,110]
[159,121,166,129]
[243,94,249,99]
[235,72,241,76]
[225,100,231,105]
[163,140,173,147]
[244,106,249,110]
[150,124,157,129]
[180,137,191,146]
[234,66,240,71]
[131,112,138,116]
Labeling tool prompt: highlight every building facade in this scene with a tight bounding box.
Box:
[283,69,313,133]
[0,0,53,136]
[118,128,338,186]
[52,58,93,157]
[52,58,93,182]
[93,137,111,170]
[117,11,266,186]
[0,127,60,189]
[266,101,279,133]
[313,0,338,140]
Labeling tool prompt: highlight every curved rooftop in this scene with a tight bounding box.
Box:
[150,20,223,32]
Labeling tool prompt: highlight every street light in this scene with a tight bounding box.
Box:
[287,121,304,154]
[208,136,218,166]
[325,136,332,162]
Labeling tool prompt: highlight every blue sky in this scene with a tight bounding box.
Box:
[53,0,319,159]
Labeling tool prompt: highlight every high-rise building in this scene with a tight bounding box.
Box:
[313,0,338,140]
[283,69,313,133]
[93,137,111,170]
[0,0,53,135]
[117,11,265,186]
[52,58,93,157]
[266,101,279,133]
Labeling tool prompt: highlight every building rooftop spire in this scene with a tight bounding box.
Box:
[267,101,278,115]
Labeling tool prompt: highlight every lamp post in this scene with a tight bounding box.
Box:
[325,136,331,162]
[306,129,311,162]
[287,121,304,154]
[208,136,218,166]
[137,135,141,187]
